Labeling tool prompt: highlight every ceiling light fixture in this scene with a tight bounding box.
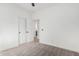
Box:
[31,3,35,7]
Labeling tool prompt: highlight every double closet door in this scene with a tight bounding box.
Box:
[18,17,27,45]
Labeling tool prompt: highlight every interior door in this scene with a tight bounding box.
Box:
[18,17,27,45]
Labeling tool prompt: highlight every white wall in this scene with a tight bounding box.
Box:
[33,4,79,52]
[0,3,33,51]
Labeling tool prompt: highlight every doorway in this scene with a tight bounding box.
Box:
[18,17,27,45]
[34,19,40,42]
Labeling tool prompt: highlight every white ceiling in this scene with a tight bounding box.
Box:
[17,3,79,12]
[17,3,54,12]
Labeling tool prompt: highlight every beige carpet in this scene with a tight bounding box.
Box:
[0,42,79,56]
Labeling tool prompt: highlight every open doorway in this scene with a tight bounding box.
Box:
[34,19,40,42]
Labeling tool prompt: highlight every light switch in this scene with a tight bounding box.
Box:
[41,29,44,31]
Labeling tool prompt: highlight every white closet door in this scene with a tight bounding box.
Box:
[18,17,27,45]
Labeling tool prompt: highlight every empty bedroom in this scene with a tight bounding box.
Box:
[0,3,79,56]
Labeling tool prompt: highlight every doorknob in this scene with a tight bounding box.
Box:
[19,32,21,34]
[26,31,29,33]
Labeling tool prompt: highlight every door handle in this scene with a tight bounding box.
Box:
[26,31,29,33]
[19,32,21,34]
